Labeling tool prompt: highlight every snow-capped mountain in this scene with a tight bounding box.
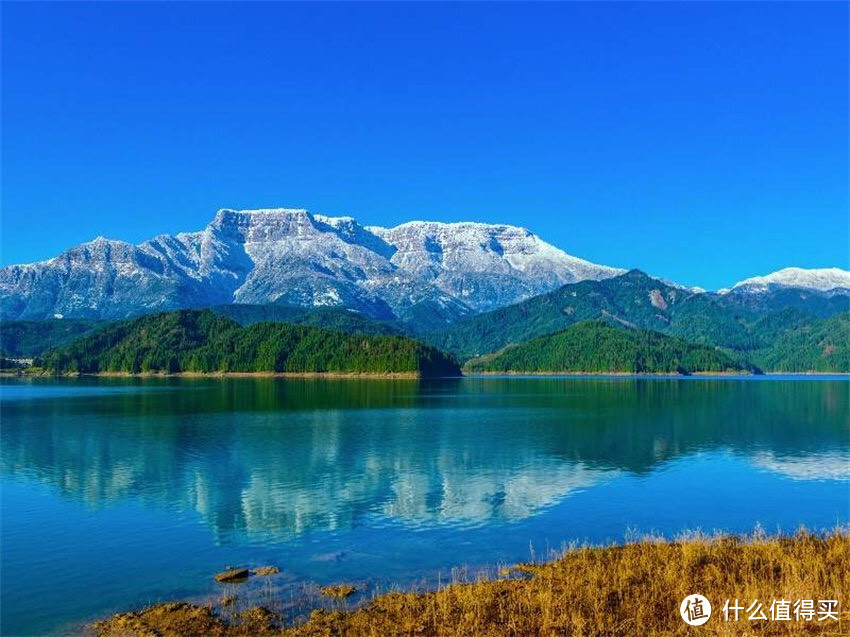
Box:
[727,267,850,294]
[0,208,624,322]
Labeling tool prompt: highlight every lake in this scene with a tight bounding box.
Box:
[1,376,848,635]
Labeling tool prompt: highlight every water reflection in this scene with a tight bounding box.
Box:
[752,450,850,481]
[1,377,847,541]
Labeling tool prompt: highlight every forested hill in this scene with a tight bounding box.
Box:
[0,305,402,359]
[211,304,402,335]
[42,310,460,377]
[0,318,105,357]
[425,270,850,362]
[464,321,755,375]
[750,312,850,373]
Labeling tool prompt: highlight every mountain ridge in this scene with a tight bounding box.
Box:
[0,208,623,322]
[2,207,847,325]
[728,267,850,294]
[424,269,850,361]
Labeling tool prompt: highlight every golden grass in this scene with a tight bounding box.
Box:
[94,530,849,637]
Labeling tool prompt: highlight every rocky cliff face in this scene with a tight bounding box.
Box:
[0,208,624,322]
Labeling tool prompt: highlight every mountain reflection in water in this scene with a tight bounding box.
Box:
[2,377,847,542]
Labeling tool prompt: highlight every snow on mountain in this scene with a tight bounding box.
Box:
[728,267,850,294]
[653,276,706,294]
[367,220,623,312]
[0,208,624,322]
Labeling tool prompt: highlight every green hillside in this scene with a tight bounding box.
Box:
[751,312,850,372]
[464,320,755,375]
[43,310,460,377]
[718,286,850,318]
[0,318,106,357]
[427,270,682,359]
[0,307,404,359]
[211,304,403,335]
[426,270,848,364]
[11,275,849,374]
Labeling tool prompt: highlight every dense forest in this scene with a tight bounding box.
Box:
[42,310,460,377]
[0,318,105,357]
[425,270,850,362]
[211,304,402,335]
[7,283,849,375]
[0,306,400,359]
[749,312,850,372]
[464,320,755,374]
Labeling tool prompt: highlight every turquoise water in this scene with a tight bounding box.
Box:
[1,376,848,635]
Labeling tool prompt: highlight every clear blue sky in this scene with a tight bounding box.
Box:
[2,2,847,289]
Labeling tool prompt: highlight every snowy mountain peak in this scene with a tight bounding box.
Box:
[379,219,531,233]
[0,207,624,321]
[729,267,850,293]
[367,219,619,278]
[313,214,357,225]
[216,207,310,216]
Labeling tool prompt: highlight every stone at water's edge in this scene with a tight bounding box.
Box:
[214,568,250,583]
[92,602,283,637]
[321,584,356,599]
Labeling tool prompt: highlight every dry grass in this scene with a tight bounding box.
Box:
[94,530,849,637]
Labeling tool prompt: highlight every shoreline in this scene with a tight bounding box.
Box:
[92,530,849,636]
[88,370,427,379]
[466,370,850,377]
[463,369,753,377]
[4,369,849,379]
[4,370,429,379]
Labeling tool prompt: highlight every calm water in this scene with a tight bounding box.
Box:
[1,376,848,635]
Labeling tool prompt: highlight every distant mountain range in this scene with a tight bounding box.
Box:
[424,269,850,359]
[728,267,850,293]
[1,207,848,374]
[0,208,622,326]
[3,207,846,326]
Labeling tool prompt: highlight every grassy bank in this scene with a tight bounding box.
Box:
[94,530,848,636]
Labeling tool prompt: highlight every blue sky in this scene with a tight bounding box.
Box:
[1,2,847,289]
